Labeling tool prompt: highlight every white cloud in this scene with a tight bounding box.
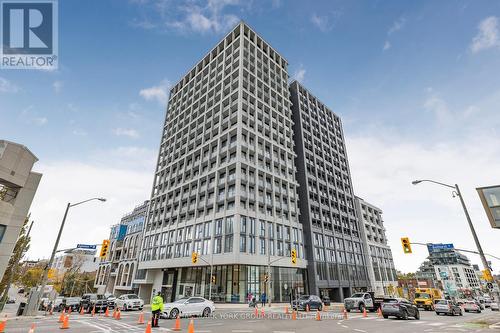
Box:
[26,158,154,260]
[470,16,499,53]
[112,128,140,139]
[53,81,63,93]
[20,106,48,126]
[311,13,331,32]
[388,17,406,35]
[346,131,500,273]
[139,79,171,105]
[0,77,19,93]
[136,0,241,34]
[383,40,391,51]
[424,95,452,124]
[72,129,88,136]
[292,65,306,83]
[32,117,48,126]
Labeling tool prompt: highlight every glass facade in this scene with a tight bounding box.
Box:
[161,264,307,303]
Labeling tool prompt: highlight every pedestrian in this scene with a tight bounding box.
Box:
[151,292,164,328]
[261,292,267,307]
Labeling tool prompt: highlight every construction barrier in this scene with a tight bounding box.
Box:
[187,318,195,333]
[172,315,181,331]
[60,315,69,329]
[138,311,145,324]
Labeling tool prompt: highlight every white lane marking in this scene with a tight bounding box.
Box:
[341,325,349,328]
[273,331,296,333]
[353,329,367,333]
[232,330,253,333]
[409,321,425,324]
[77,319,117,332]
[427,322,445,326]
[205,322,224,326]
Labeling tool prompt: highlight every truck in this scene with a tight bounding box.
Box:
[413,288,442,311]
[343,292,384,312]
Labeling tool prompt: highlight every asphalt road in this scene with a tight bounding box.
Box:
[1,306,499,332]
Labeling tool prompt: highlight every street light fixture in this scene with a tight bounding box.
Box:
[28,197,106,315]
[411,179,498,300]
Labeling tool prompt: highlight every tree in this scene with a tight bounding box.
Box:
[0,216,31,295]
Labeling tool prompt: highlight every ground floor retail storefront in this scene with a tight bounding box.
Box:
[139,264,308,304]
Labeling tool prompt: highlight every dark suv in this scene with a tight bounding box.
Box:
[381,298,420,320]
[291,295,323,311]
[79,294,108,313]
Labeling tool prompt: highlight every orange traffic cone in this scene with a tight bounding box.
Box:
[60,315,70,329]
[104,307,109,317]
[28,323,35,333]
[362,308,367,318]
[112,308,117,318]
[377,307,383,318]
[91,305,95,317]
[144,321,152,333]
[79,306,84,315]
[115,308,121,320]
[254,307,258,317]
[306,304,310,312]
[284,305,289,314]
[0,317,6,333]
[261,307,265,318]
[343,309,348,320]
[172,315,181,331]
[138,311,145,324]
[187,318,195,333]
[58,310,65,323]
[291,310,297,320]
[315,310,321,321]
[67,307,71,314]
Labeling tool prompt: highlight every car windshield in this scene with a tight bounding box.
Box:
[174,298,189,303]
[415,293,430,299]
[127,295,139,299]
[351,293,365,298]
[383,298,398,303]
[436,300,448,305]
[298,295,310,300]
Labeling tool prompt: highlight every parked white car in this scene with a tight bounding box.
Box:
[114,294,144,311]
[163,297,215,319]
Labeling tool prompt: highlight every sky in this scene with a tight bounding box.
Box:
[1,0,500,273]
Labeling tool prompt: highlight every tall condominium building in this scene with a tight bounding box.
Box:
[137,22,307,303]
[0,140,42,281]
[95,201,148,296]
[355,197,397,296]
[290,81,369,302]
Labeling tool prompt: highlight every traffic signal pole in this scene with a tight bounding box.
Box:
[412,179,499,301]
[28,198,105,316]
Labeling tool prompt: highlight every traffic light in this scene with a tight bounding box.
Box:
[401,237,412,254]
[211,275,216,284]
[291,249,297,264]
[482,269,493,282]
[99,239,110,258]
[191,252,198,264]
[264,274,269,283]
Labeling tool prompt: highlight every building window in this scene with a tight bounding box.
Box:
[224,235,233,253]
[0,224,6,243]
[240,236,247,253]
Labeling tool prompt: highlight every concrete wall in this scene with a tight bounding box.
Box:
[0,140,41,281]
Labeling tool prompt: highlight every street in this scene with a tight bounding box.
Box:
[2,304,500,333]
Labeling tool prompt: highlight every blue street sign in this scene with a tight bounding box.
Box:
[427,243,454,253]
[77,244,96,250]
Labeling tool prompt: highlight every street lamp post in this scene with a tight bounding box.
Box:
[412,179,498,300]
[28,197,106,315]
